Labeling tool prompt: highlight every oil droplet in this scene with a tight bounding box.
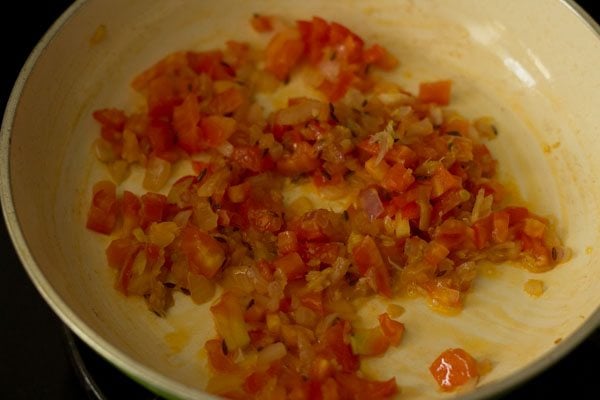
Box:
[585,246,593,255]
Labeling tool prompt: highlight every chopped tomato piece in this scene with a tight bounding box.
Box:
[205,338,238,373]
[276,141,319,175]
[378,313,405,346]
[318,321,359,372]
[273,252,307,280]
[207,87,245,115]
[265,29,305,80]
[86,180,118,234]
[187,50,235,80]
[418,80,452,105]
[121,190,141,234]
[106,237,140,270]
[93,108,127,133]
[277,230,299,255]
[352,236,392,297]
[147,119,175,156]
[172,93,202,153]
[250,14,273,33]
[381,163,415,193]
[363,44,398,70]
[297,17,330,65]
[431,166,461,198]
[430,348,479,391]
[139,193,167,229]
[335,372,397,400]
[180,225,225,278]
[200,115,236,147]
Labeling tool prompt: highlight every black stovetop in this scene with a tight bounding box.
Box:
[1,1,599,399]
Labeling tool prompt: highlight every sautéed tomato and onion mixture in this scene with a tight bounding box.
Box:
[86,15,567,398]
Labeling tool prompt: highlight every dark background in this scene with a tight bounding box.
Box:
[1,1,599,399]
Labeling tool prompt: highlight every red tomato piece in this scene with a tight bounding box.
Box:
[318,321,359,372]
[250,14,273,33]
[207,87,246,115]
[180,225,226,278]
[231,145,263,173]
[273,252,307,280]
[418,80,452,105]
[92,108,127,131]
[187,50,235,80]
[265,30,305,80]
[146,118,175,155]
[472,215,492,250]
[381,163,415,193]
[276,141,319,175]
[297,16,330,65]
[352,236,392,297]
[362,44,398,70]
[139,192,167,229]
[106,237,140,270]
[334,372,397,400]
[430,348,479,391]
[121,190,141,234]
[172,93,202,153]
[299,291,324,315]
[277,230,299,255]
[86,180,118,235]
[205,338,238,373]
[378,313,405,346]
[200,115,236,147]
[431,166,461,199]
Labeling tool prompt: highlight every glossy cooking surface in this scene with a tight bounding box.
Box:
[1,1,599,399]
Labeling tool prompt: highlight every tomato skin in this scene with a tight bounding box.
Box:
[86,180,118,234]
[265,30,305,80]
[139,193,167,229]
[430,348,479,391]
[180,225,225,278]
